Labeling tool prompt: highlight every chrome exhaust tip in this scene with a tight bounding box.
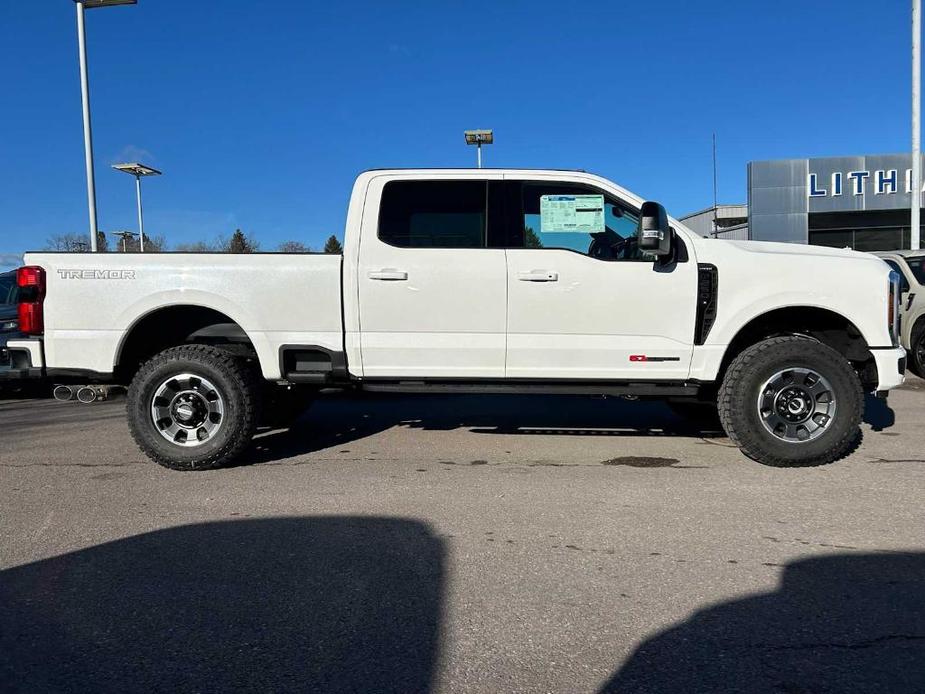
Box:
[53,385,75,401]
[76,386,99,404]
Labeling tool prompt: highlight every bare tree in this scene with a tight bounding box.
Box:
[277,240,311,253]
[46,233,100,252]
[174,240,218,252]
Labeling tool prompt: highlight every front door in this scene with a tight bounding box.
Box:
[357,176,507,378]
[504,178,697,380]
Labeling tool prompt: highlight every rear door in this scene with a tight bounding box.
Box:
[357,175,508,378]
[502,177,698,380]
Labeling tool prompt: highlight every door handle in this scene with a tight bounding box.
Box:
[518,270,558,282]
[368,269,408,281]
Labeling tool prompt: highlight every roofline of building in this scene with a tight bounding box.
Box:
[749,152,914,165]
[678,203,747,220]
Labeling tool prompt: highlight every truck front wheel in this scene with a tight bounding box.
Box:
[717,336,862,467]
[127,344,260,471]
[909,321,925,379]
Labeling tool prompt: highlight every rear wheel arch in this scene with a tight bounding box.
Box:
[115,305,258,383]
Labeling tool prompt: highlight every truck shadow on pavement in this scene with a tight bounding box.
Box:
[0,517,445,694]
[600,552,925,694]
[247,392,896,466]
[248,393,729,465]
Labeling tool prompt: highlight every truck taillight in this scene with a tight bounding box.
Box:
[16,265,46,335]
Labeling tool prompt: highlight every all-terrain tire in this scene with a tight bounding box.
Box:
[128,344,260,471]
[717,336,863,467]
[908,320,925,380]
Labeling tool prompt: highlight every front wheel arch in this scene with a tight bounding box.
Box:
[716,306,875,389]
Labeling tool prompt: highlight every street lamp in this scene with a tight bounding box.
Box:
[914,0,922,249]
[464,130,493,168]
[72,0,138,252]
[110,230,138,253]
[112,162,161,252]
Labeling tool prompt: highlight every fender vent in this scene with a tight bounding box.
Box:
[695,263,718,345]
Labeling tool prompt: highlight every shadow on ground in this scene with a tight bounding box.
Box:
[601,552,925,693]
[245,391,896,466]
[246,393,728,465]
[864,392,896,431]
[0,517,445,693]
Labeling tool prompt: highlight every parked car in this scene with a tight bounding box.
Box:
[0,269,42,396]
[874,250,925,378]
[0,269,23,374]
[2,169,905,470]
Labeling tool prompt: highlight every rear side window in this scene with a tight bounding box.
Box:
[378,180,486,248]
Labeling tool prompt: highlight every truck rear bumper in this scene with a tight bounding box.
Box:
[871,346,906,392]
[0,337,44,380]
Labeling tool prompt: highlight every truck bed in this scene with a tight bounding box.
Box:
[24,252,343,380]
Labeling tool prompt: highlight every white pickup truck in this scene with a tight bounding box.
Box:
[4,169,905,470]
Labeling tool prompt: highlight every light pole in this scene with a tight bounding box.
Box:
[72,0,137,252]
[110,230,138,253]
[914,0,922,249]
[112,162,161,252]
[464,130,493,168]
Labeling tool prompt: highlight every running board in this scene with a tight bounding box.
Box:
[360,380,699,397]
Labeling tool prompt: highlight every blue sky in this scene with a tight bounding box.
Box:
[0,0,917,265]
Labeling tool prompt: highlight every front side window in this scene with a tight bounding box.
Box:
[518,183,643,261]
[378,180,486,249]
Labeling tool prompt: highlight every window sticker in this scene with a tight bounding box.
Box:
[540,194,605,233]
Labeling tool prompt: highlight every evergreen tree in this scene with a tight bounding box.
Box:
[323,235,343,254]
[524,226,543,248]
[227,229,257,253]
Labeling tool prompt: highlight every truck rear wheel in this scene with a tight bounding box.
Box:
[127,344,260,471]
[717,336,862,467]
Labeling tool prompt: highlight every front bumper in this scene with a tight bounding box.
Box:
[870,346,906,392]
[0,337,44,380]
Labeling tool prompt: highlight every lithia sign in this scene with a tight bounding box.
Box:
[808,169,925,197]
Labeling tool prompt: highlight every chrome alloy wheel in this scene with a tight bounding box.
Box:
[757,368,836,443]
[150,373,225,447]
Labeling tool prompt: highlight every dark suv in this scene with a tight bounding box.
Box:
[0,270,20,339]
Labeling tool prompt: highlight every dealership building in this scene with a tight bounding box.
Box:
[681,153,924,251]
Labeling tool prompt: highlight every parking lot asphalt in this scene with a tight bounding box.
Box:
[1,379,924,693]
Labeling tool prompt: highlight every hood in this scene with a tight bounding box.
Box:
[717,239,880,262]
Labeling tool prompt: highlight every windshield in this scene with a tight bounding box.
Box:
[905,256,925,285]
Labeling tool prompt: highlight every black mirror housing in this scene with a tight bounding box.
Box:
[637,201,673,256]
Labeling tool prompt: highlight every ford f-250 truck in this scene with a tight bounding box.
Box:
[3,169,905,470]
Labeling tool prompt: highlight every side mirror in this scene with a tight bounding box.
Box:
[636,201,673,256]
